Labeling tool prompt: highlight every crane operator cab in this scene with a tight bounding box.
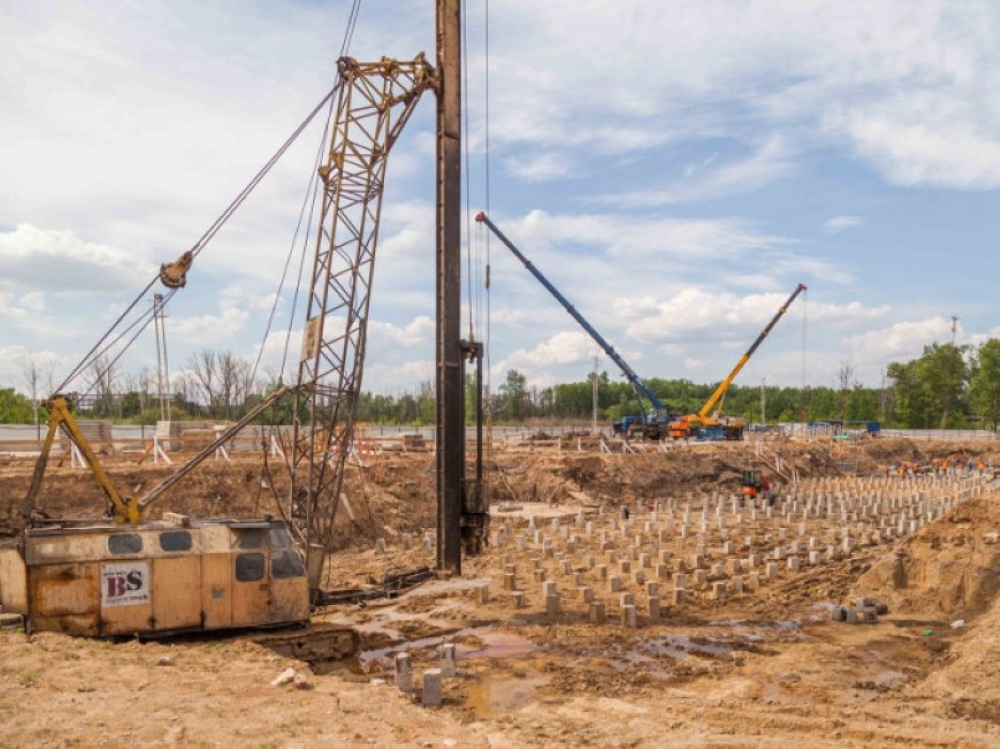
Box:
[0,515,310,637]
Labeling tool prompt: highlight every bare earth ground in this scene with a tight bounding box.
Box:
[3,437,1000,747]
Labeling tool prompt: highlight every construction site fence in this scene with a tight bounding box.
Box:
[2,422,998,457]
[0,423,587,456]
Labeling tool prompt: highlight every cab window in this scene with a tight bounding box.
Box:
[270,550,305,579]
[235,553,265,582]
[108,534,143,555]
[268,527,293,549]
[159,531,193,552]
[235,529,267,550]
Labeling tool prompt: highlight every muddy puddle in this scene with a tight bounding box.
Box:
[578,620,807,679]
[356,626,545,674]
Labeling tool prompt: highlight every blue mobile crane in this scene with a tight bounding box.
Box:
[476,212,673,438]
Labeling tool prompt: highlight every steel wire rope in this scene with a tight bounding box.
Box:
[246,90,338,394]
[461,0,476,342]
[801,286,808,413]
[280,0,362,384]
[251,76,338,540]
[70,287,179,403]
[58,84,342,398]
[58,278,159,392]
[249,93,335,535]
[483,0,494,485]
[38,5,365,535]
[339,0,363,58]
[180,85,342,267]
[270,0,362,544]
[81,291,175,396]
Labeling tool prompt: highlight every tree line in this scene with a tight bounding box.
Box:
[3,341,1000,429]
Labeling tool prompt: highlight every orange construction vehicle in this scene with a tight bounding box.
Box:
[669,284,806,441]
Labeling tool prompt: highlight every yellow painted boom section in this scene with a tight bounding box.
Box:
[698,353,751,419]
[25,396,140,524]
[693,283,806,423]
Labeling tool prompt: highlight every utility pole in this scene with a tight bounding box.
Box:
[436,0,465,575]
[951,316,959,346]
[760,377,766,425]
[592,354,599,433]
[153,293,170,422]
[880,369,886,423]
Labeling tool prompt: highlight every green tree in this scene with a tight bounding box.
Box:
[970,339,1000,430]
[916,343,969,427]
[417,381,435,425]
[887,360,929,428]
[498,369,527,422]
[846,384,879,421]
[0,388,38,424]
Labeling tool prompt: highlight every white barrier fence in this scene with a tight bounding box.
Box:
[2,422,997,459]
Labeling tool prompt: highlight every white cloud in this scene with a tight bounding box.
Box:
[0,345,67,396]
[378,201,435,258]
[767,256,854,285]
[718,274,781,292]
[824,215,863,234]
[504,152,575,182]
[498,331,595,370]
[474,1,1000,191]
[598,135,796,207]
[3,1,999,398]
[168,307,249,346]
[806,299,891,325]
[842,316,953,361]
[368,316,434,350]
[510,209,787,259]
[624,288,885,348]
[0,224,156,292]
[365,359,435,391]
[828,101,1000,189]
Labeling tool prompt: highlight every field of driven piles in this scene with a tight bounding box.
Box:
[3,437,1000,747]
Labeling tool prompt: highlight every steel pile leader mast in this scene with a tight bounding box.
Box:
[436,0,488,575]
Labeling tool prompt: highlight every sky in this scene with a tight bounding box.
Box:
[2,0,999,402]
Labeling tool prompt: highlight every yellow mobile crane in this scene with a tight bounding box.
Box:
[668,283,806,441]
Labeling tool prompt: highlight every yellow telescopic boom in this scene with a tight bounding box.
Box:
[697,283,807,421]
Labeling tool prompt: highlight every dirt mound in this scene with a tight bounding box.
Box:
[852,493,1000,621]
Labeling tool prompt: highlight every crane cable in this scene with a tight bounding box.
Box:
[801,286,808,416]
[483,0,494,492]
[246,93,337,393]
[461,0,475,342]
[57,83,343,399]
[249,0,363,532]
[252,0,363,393]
